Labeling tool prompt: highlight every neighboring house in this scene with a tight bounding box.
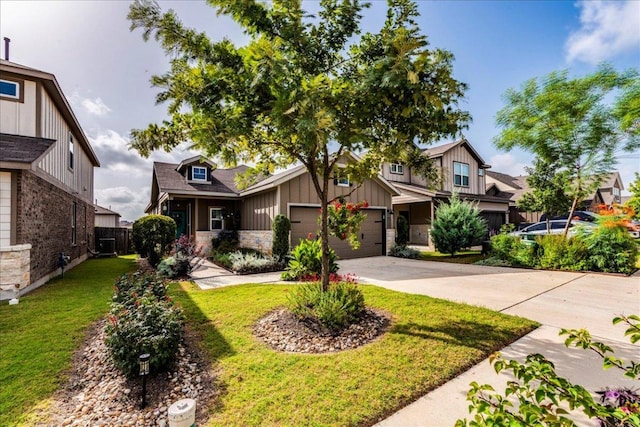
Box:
[95,205,121,228]
[145,153,398,259]
[0,60,99,296]
[381,138,510,245]
[486,170,621,224]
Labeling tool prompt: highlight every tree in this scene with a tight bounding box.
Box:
[494,65,640,236]
[625,173,640,220]
[517,159,572,231]
[430,193,487,256]
[127,0,470,290]
[132,215,176,267]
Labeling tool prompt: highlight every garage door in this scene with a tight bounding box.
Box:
[290,206,384,259]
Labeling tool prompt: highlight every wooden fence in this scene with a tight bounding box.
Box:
[95,227,133,255]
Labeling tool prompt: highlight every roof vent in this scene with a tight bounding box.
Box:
[3,37,9,61]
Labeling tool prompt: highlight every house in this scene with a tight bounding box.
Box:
[485,170,622,224]
[95,204,121,228]
[0,60,99,296]
[381,138,510,246]
[145,153,398,259]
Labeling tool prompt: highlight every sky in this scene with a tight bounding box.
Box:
[1,0,639,221]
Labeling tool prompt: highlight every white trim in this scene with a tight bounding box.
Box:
[390,163,404,175]
[0,79,20,99]
[191,166,208,182]
[209,207,224,231]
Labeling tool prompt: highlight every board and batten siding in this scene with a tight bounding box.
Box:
[36,88,94,204]
[279,172,393,228]
[380,162,412,184]
[440,145,484,195]
[0,172,11,247]
[0,80,37,136]
[241,190,278,231]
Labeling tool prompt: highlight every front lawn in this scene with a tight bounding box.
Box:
[0,256,137,426]
[172,282,538,426]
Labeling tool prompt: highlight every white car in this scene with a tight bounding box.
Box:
[510,220,595,242]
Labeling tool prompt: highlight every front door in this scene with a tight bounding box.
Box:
[170,211,186,237]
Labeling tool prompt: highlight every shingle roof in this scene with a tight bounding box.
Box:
[94,205,120,216]
[0,133,55,164]
[153,162,249,194]
[485,170,524,190]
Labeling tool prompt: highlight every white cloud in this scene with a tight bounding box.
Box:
[95,186,150,222]
[566,0,640,64]
[488,153,528,177]
[81,97,112,116]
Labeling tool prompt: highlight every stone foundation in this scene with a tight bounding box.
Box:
[0,244,31,300]
[195,231,218,256]
[239,230,273,255]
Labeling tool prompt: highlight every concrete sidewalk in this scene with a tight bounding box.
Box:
[189,258,283,289]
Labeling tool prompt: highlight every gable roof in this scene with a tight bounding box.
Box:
[176,155,217,173]
[95,205,121,216]
[0,60,100,167]
[153,161,248,196]
[485,170,524,190]
[422,138,490,168]
[599,172,623,190]
[0,133,56,168]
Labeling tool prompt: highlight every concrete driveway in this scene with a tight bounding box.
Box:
[336,257,640,426]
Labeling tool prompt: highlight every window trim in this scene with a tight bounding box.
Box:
[478,168,485,177]
[0,77,24,103]
[209,207,224,231]
[191,166,208,182]
[71,202,77,245]
[68,133,74,171]
[390,163,404,175]
[453,161,470,187]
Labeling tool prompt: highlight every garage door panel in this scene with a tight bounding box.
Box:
[290,207,383,259]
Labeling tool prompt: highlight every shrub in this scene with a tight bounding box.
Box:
[211,229,239,254]
[228,251,280,274]
[287,281,366,332]
[281,238,338,281]
[156,235,202,278]
[583,224,638,274]
[431,193,487,256]
[395,215,409,247]
[457,314,640,426]
[474,257,512,267]
[132,215,176,267]
[489,233,522,264]
[105,274,183,377]
[272,214,291,262]
[156,257,179,278]
[536,234,589,271]
[388,244,420,259]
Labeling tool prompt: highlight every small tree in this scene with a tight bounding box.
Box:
[396,215,410,246]
[132,215,176,266]
[430,194,487,256]
[494,65,640,236]
[517,159,572,231]
[272,214,291,262]
[625,173,640,220]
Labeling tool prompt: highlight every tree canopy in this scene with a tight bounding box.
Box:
[128,0,470,289]
[494,65,640,235]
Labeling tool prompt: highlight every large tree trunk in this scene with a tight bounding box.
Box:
[320,176,331,292]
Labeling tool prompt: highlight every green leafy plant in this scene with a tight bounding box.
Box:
[131,215,176,266]
[229,251,280,274]
[582,223,638,275]
[536,235,589,271]
[431,193,488,256]
[272,214,291,262]
[489,233,523,265]
[456,314,640,427]
[388,244,420,259]
[157,235,203,278]
[282,238,338,281]
[322,197,369,249]
[105,273,184,377]
[211,229,239,254]
[287,281,366,332]
[396,215,410,247]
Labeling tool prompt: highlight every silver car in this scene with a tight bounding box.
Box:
[510,220,595,242]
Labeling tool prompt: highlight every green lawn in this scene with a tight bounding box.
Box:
[419,250,485,264]
[172,281,538,426]
[0,256,137,426]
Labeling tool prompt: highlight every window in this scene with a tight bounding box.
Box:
[0,79,20,100]
[453,162,469,187]
[192,166,207,181]
[390,163,404,174]
[71,202,77,245]
[69,134,74,170]
[613,187,620,199]
[210,208,224,230]
[334,168,350,187]
[478,169,485,177]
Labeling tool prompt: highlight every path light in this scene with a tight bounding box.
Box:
[139,353,150,409]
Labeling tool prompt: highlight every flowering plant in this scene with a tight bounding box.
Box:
[321,196,369,249]
[597,387,640,426]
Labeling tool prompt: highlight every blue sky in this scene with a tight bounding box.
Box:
[1,0,638,220]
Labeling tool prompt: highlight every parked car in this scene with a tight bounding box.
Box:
[509,220,595,243]
[540,211,598,222]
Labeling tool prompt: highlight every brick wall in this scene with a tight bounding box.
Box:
[16,171,94,284]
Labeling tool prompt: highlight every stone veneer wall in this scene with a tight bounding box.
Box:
[195,230,218,256]
[16,170,94,286]
[410,224,430,246]
[0,244,31,298]
[238,230,273,255]
[386,229,395,254]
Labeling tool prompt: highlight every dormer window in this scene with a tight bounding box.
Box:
[192,166,207,182]
[390,163,404,175]
[0,78,22,102]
